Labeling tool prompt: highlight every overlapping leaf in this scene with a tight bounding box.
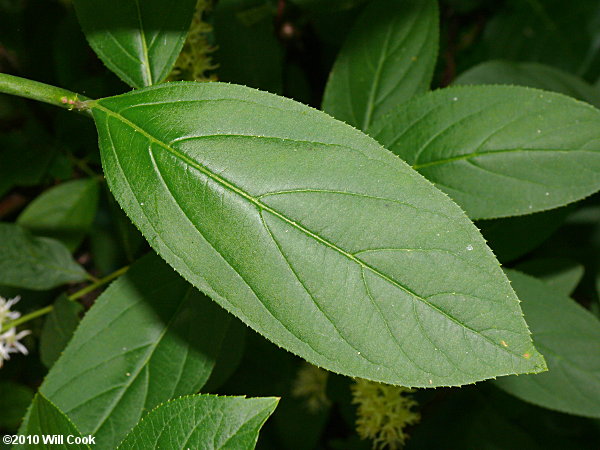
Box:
[16,394,88,450]
[73,0,197,88]
[455,61,600,108]
[0,223,88,290]
[91,82,545,387]
[18,178,99,251]
[322,0,438,130]
[370,86,600,219]
[497,271,600,418]
[33,253,238,448]
[117,395,278,449]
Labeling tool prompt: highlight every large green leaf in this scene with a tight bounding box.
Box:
[16,394,89,450]
[72,0,197,88]
[91,82,545,387]
[17,178,100,252]
[454,61,600,108]
[322,0,438,130]
[117,394,278,449]
[34,253,238,448]
[0,223,88,290]
[370,86,600,220]
[496,270,600,418]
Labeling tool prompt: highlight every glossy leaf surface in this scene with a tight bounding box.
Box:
[73,0,197,88]
[497,270,600,418]
[117,395,278,449]
[322,0,438,130]
[92,82,544,387]
[371,86,600,219]
[36,253,237,448]
[0,223,87,290]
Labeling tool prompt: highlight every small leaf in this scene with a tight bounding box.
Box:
[515,258,584,297]
[454,61,600,108]
[17,394,89,450]
[35,253,238,448]
[497,270,600,418]
[370,85,600,219]
[18,178,100,252]
[72,0,197,88]
[39,294,84,369]
[117,394,278,449]
[322,0,438,130]
[91,82,545,387]
[0,223,88,290]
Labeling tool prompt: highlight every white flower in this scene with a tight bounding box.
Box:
[0,328,31,368]
[0,296,30,368]
[0,295,21,324]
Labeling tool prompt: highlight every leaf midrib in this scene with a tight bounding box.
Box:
[133,0,153,86]
[92,102,528,360]
[412,147,599,169]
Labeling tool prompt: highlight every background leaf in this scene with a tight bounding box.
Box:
[16,394,88,450]
[0,121,58,199]
[0,223,88,290]
[29,253,239,449]
[322,0,439,130]
[496,270,600,418]
[213,0,284,93]
[0,381,34,430]
[72,0,197,88]
[39,294,83,369]
[515,258,584,297]
[478,207,573,263]
[17,178,100,252]
[117,394,278,449]
[92,82,544,387]
[406,385,599,450]
[371,85,600,219]
[454,60,600,108]
[481,0,600,79]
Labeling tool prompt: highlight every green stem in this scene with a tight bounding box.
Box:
[0,266,129,333]
[1,305,53,333]
[67,265,129,301]
[0,73,92,116]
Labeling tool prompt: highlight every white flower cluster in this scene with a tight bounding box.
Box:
[0,296,30,368]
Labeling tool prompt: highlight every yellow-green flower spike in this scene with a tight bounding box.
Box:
[291,363,331,413]
[169,0,217,82]
[351,379,420,450]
